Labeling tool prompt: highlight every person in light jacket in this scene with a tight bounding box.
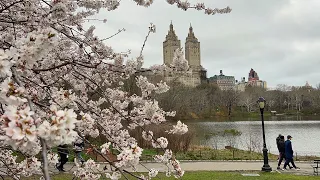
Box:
[73,136,85,166]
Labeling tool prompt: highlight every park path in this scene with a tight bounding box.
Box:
[0,161,316,176]
[59,160,315,175]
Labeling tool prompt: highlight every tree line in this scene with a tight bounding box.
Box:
[154,82,320,119]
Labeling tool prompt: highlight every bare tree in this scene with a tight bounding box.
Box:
[238,91,255,112]
[217,90,239,116]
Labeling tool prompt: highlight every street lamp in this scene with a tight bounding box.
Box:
[257,97,272,172]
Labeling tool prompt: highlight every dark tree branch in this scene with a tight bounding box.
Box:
[32,62,71,72]
[100,28,125,41]
[0,0,24,13]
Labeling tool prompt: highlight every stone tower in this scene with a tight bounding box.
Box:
[185,24,200,68]
[163,21,181,66]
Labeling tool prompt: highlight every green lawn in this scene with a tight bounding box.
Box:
[140,148,273,161]
[12,147,317,164]
[140,148,317,162]
[14,171,320,180]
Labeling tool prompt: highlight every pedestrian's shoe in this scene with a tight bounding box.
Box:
[57,167,64,172]
[282,168,287,171]
[289,166,293,169]
[56,164,65,172]
[55,164,61,171]
[277,166,281,170]
[295,167,300,171]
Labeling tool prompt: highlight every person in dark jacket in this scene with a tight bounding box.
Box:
[276,134,282,160]
[56,144,69,172]
[283,135,299,170]
[276,134,282,150]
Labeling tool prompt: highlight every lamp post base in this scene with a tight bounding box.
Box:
[261,147,272,172]
[262,164,272,172]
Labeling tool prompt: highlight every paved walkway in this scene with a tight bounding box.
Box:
[1,161,317,176]
[61,161,316,175]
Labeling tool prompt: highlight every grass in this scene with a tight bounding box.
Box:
[13,146,317,164]
[140,148,276,161]
[63,145,316,162]
[140,146,317,162]
[11,171,320,180]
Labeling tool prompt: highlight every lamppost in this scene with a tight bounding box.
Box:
[257,97,272,172]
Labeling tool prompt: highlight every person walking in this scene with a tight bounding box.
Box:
[276,134,282,149]
[283,135,300,170]
[56,144,69,172]
[73,136,85,166]
[277,135,292,169]
[276,134,282,161]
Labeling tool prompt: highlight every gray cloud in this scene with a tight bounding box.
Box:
[86,0,320,88]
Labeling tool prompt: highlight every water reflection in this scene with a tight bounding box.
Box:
[186,118,320,156]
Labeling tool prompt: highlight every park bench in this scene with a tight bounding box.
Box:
[311,159,320,175]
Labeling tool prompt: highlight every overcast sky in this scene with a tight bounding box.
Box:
[86,0,320,88]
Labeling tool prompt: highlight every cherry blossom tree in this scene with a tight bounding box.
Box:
[0,0,231,179]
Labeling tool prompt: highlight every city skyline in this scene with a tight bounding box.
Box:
[85,0,320,88]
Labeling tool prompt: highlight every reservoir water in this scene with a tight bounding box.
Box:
[187,118,320,156]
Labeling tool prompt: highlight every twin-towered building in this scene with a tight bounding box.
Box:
[150,22,268,90]
[162,22,207,87]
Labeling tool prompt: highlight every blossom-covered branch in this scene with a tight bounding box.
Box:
[132,0,232,15]
[0,0,231,179]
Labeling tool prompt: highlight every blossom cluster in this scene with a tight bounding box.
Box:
[0,79,27,106]
[105,171,122,180]
[132,0,232,15]
[0,149,16,165]
[37,105,79,147]
[151,137,169,149]
[47,153,59,166]
[100,142,112,154]
[0,106,40,155]
[115,143,143,168]
[166,0,232,15]
[50,88,78,109]
[0,149,42,178]
[154,149,173,164]
[142,130,153,141]
[170,48,190,72]
[17,157,42,177]
[153,149,184,178]
[73,159,101,180]
[167,121,189,135]
[77,112,99,138]
[15,28,59,68]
